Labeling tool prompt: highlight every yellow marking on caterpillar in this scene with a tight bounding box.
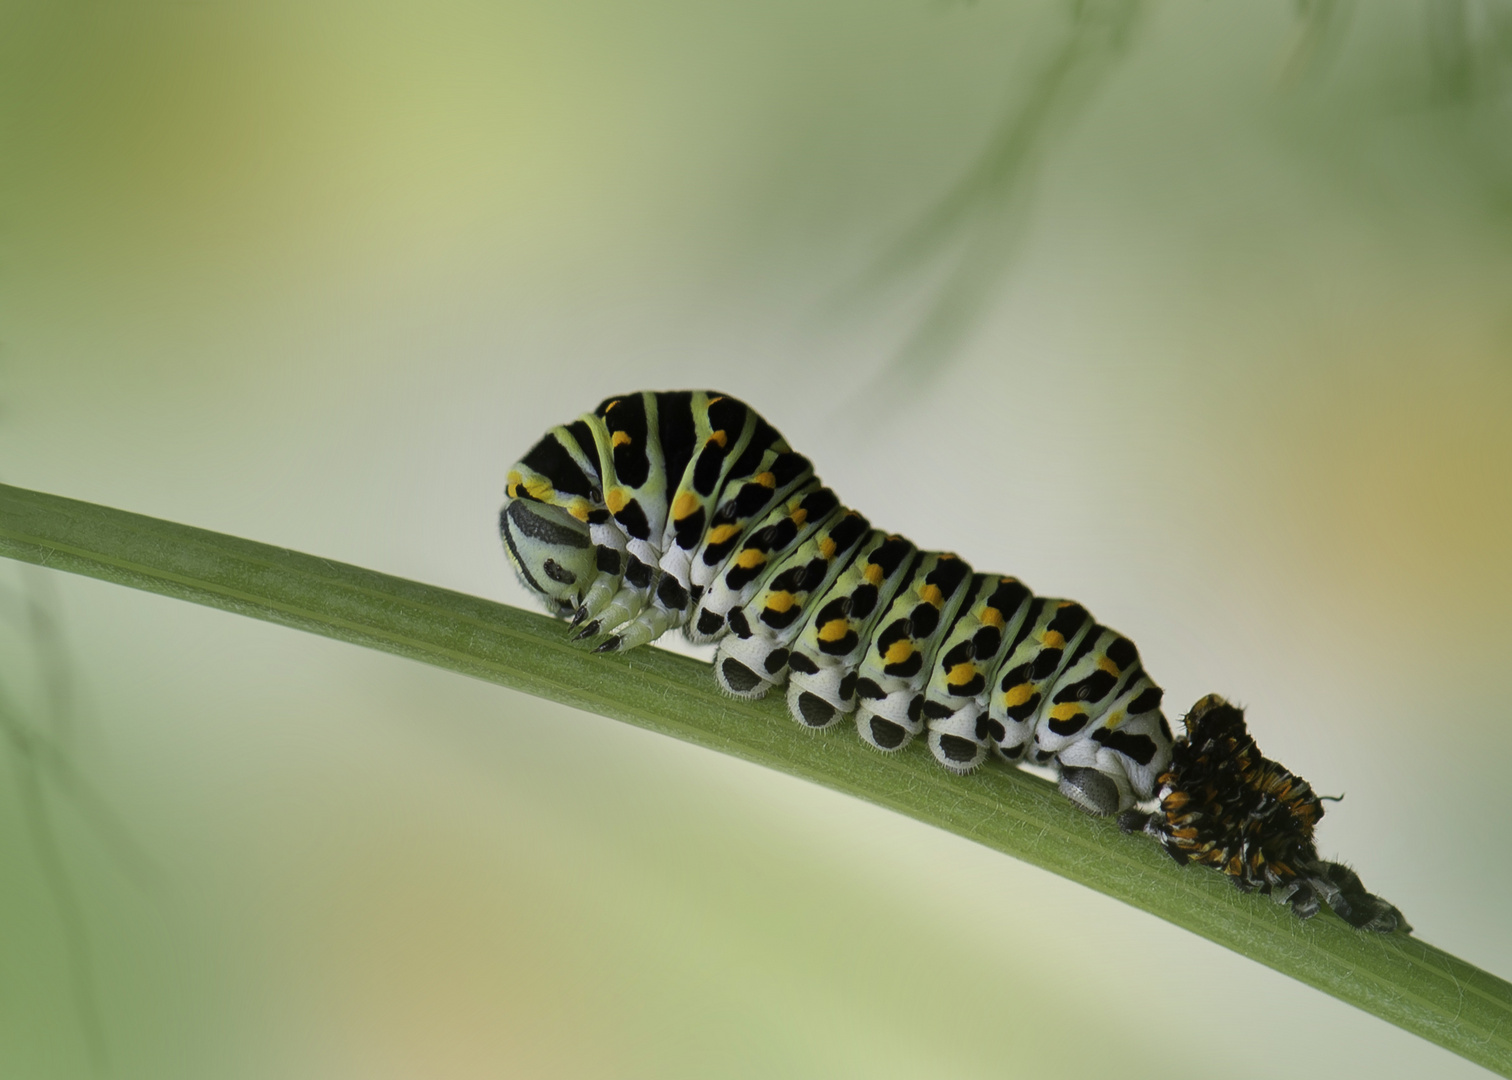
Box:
[1042,630,1066,650]
[525,477,555,501]
[884,640,914,666]
[947,662,977,686]
[707,523,741,544]
[766,591,795,614]
[708,430,728,448]
[1098,656,1121,676]
[863,563,885,586]
[790,507,808,526]
[818,619,850,643]
[606,488,629,515]
[1004,683,1035,708]
[567,500,591,523]
[672,492,699,520]
[736,549,766,569]
[980,607,1005,630]
[1056,601,1075,609]
[818,536,837,559]
[708,395,725,406]
[611,430,632,448]
[1104,709,1125,729]
[1049,703,1084,723]
[755,471,776,488]
[918,583,943,607]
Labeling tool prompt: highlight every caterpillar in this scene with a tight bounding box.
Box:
[501,389,1406,933]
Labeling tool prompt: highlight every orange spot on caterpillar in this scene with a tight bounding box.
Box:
[1003,683,1035,708]
[818,619,849,643]
[947,662,977,686]
[884,640,914,665]
[672,492,699,520]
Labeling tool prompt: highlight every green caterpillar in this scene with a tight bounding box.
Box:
[502,389,1172,816]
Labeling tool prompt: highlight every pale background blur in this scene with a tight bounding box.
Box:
[2,1,1510,1077]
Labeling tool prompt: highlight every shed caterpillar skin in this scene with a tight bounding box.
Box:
[1122,695,1408,933]
[501,390,1406,932]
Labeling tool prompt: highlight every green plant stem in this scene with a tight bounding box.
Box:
[1,481,1508,1075]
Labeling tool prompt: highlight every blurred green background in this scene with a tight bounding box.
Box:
[2,1,1511,1076]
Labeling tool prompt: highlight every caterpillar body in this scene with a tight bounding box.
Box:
[501,389,1171,815]
[501,389,1406,932]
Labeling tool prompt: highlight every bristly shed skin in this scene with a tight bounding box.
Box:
[500,390,1406,933]
[1120,695,1408,933]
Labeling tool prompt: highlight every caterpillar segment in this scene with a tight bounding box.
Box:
[652,393,759,591]
[501,416,607,619]
[784,533,920,731]
[711,508,874,698]
[986,598,1097,764]
[584,391,737,649]
[850,552,975,755]
[1031,630,1172,814]
[680,408,815,597]
[918,575,1033,774]
[688,481,832,636]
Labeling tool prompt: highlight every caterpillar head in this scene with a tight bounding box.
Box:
[499,497,596,616]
